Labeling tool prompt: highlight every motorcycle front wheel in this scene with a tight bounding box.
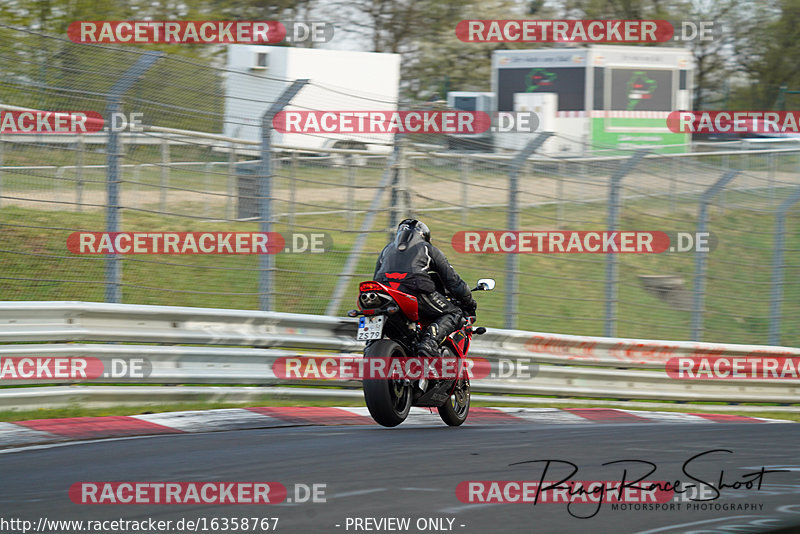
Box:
[437,344,470,426]
[362,339,412,427]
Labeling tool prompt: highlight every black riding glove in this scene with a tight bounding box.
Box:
[461,296,477,316]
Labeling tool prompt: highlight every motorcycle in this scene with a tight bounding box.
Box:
[347,278,495,427]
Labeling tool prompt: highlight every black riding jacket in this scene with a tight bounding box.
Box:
[373,232,471,302]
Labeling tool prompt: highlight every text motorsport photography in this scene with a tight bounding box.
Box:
[458,450,789,519]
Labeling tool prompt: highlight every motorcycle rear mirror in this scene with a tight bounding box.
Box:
[475,278,496,291]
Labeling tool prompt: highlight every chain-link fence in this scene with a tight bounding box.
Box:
[1,25,799,347]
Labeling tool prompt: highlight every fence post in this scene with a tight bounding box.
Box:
[506,132,552,329]
[105,51,162,303]
[55,166,64,201]
[160,137,169,213]
[460,157,469,224]
[387,141,407,233]
[768,185,800,345]
[691,169,739,341]
[768,151,776,207]
[226,142,236,220]
[604,150,648,338]
[259,79,308,312]
[670,156,677,214]
[132,164,141,209]
[579,158,587,200]
[403,139,413,217]
[325,139,403,316]
[289,151,297,230]
[0,134,3,209]
[557,160,565,228]
[203,162,212,219]
[75,135,84,212]
[347,157,355,230]
[396,136,411,218]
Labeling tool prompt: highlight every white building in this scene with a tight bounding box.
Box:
[492,45,693,154]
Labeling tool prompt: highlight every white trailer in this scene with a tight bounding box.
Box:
[224,45,401,152]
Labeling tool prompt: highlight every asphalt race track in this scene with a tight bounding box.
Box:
[2,419,800,534]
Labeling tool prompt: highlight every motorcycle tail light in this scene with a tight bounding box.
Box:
[359,281,384,292]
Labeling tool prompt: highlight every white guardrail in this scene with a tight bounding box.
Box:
[0,301,799,405]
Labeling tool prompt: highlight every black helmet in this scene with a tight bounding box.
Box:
[395,218,430,250]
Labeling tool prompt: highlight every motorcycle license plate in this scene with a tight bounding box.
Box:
[357,315,384,340]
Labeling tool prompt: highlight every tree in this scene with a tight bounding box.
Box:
[403,0,559,101]
[682,0,739,110]
[729,0,800,109]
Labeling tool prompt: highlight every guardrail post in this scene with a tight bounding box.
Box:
[259,79,309,311]
[768,185,800,345]
[691,169,739,341]
[325,138,404,316]
[604,150,648,338]
[105,51,162,303]
[506,132,553,329]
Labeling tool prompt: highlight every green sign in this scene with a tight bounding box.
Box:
[591,118,689,154]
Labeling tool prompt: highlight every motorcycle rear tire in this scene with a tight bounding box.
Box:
[363,339,412,427]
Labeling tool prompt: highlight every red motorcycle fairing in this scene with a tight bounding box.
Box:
[443,330,472,396]
[446,329,470,358]
[359,281,419,322]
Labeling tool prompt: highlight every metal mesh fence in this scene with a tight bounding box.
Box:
[1,25,799,347]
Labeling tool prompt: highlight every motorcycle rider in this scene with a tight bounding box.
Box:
[373,219,477,358]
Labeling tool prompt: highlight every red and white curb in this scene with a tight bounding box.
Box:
[0,407,788,449]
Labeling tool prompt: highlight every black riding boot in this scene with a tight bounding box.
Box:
[417,313,460,357]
